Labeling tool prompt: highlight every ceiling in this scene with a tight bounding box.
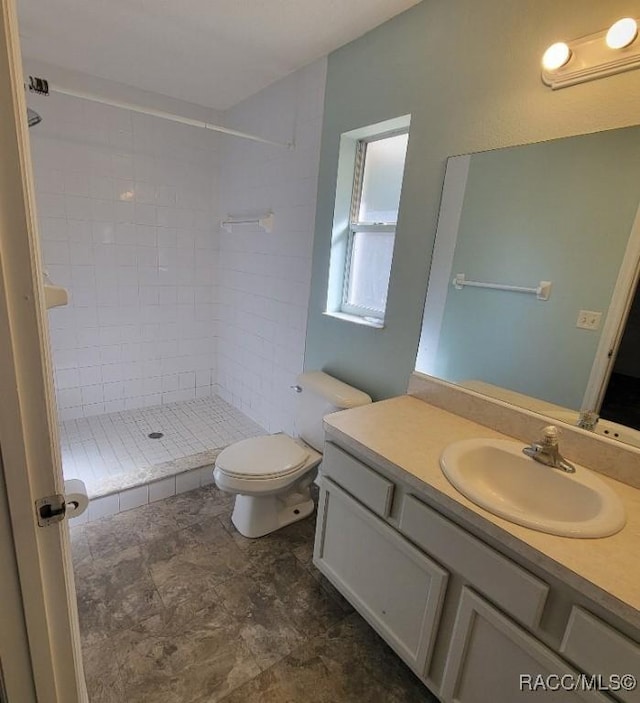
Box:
[17,0,420,111]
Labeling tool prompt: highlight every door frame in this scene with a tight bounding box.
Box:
[0,1,86,700]
[582,202,640,412]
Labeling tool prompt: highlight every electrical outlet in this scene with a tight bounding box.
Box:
[576,310,602,330]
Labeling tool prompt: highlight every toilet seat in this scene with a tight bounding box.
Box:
[216,434,309,480]
[212,370,371,538]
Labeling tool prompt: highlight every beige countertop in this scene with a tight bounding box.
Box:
[324,395,640,628]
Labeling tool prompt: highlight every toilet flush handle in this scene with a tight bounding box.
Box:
[290,384,302,393]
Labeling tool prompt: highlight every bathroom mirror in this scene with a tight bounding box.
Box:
[415,125,640,448]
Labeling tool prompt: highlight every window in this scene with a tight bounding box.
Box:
[342,131,408,320]
[326,116,410,328]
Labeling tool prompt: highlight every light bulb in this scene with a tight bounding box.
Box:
[542,42,572,71]
[606,17,638,49]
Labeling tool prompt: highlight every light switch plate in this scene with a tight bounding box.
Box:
[576,310,602,330]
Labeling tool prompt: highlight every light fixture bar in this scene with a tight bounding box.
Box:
[542,18,640,89]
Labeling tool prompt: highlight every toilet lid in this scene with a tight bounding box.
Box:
[216,434,309,479]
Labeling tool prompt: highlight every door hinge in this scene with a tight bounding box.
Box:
[35,494,66,526]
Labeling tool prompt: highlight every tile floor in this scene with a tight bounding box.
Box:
[60,396,265,497]
[70,484,435,702]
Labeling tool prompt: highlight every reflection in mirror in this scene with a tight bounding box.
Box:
[600,286,640,431]
[416,126,640,449]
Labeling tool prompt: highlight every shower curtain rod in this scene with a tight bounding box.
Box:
[29,77,294,149]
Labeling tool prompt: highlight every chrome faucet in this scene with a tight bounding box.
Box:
[522,425,576,473]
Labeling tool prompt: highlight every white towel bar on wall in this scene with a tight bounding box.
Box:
[220,211,274,233]
[452,274,552,301]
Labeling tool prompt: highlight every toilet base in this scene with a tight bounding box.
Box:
[231,488,315,538]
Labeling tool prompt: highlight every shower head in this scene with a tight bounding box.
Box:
[27,107,42,128]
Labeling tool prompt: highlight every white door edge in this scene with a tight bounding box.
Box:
[0,449,37,702]
[582,201,640,411]
[0,1,86,701]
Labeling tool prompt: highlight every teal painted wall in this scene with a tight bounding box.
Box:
[304,0,640,400]
[431,128,640,409]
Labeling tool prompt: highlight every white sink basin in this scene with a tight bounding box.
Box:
[440,439,626,538]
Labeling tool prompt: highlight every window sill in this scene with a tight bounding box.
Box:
[323,311,385,329]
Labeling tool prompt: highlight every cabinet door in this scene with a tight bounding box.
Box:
[314,478,448,677]
[441,589,611,703]
[561,607,640,703]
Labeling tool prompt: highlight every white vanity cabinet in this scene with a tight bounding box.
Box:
[441,589,610,703]
[560,609,640,703]
[314,476,448,675]
[314,440,638,703]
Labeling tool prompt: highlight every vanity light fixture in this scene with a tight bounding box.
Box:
[541,17,640,89]
[606,17,638,49]
[542,42,572,71]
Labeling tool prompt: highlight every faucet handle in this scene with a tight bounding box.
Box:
[541,425,560,446]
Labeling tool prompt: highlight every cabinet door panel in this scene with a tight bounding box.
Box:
[314,478,448,676]
[441,589,611,703]
[561,607,639,703]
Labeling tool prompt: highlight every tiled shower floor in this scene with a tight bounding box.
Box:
[60,396,265,499]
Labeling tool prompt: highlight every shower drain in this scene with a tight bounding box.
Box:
[148,432,164,439]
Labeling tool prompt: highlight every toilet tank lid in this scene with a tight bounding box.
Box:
[297,371,372,409]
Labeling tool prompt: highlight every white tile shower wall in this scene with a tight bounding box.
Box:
[30,92,220,419]
[216,59,327,435]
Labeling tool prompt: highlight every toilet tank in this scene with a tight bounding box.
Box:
[295,371,372,451]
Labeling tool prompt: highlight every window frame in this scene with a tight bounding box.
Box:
[340,128,408,321]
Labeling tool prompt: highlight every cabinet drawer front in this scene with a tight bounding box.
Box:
[561,608,640,703]
[314,478,448,677]
[442,589,610,703]
[399,495,548,628]
[322,442,394,517]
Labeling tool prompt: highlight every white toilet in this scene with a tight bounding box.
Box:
[213,371,371,538]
